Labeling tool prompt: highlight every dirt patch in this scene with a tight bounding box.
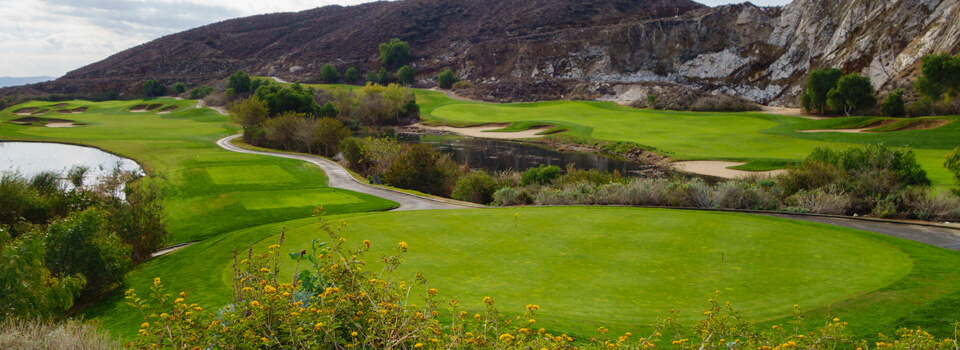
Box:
[129,105,148,112]
[157,106,179,114]
[411,123,553,139]
[891,119,950,131]
[51,103,68,108]
[13,107,39,115]
[673,161,786,179]
[799,119,897,133]
[9,117,81,127]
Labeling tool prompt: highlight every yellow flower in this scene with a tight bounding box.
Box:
[414,343,423,348]
[174,298,184,304]
[153,278,161,286]
[260,268,270,273]
[261,337,269,342]
[314,322,324,331]
[499,333,515,342]
[179,292,186,298]
[268,244,280,249]
[833,318,841,322]
[141,322,149,328]
[250,300,260,307]
[351,331,358,337]
[483,296,493,305]
[398,242,408,251]
[428,288,438,296]
[264,285,277,293]
[363,240,371,248]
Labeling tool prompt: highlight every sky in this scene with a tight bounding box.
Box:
[0,0,791,78]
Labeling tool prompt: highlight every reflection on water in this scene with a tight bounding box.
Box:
[0,142,142,187]
[396,134,644,173]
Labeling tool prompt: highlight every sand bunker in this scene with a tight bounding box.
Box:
[146,104,163,110]
[893,119,949,131]
[13,107,38,116]
[673,161,786,179]
[799,120,897,133]
[129,105,148,112]
[157,106,179,114]
[9,117,82,128]
[71,107,88,113]
[413,123,553,139]
[759,106,827,119]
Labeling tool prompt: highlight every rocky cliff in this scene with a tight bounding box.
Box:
[16,0,960,106]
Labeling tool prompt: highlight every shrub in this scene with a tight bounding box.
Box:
[452,170,498,204]
[44,210,131,295]
[142,79,166,97]
[553,165,623,187]
[228,96,269,128]
[189,85,214,99]
[263,112,307,150]
[243,125,267,147]
[905,192,960,221]
[338,138,364,171]
[881,89,906,118]
[313,117,351,157]
[108,176,170,262]
[254,83,319,116]
[377,67,390,85]
[786,189,852,215]
[946,148,960,193]
[0,236,85,319]
[383,145,458,196]
[438,69,458,89]
[689,94,760,112]
[520,164,561,186]
[492,187,533,206]
[451,80,474,90]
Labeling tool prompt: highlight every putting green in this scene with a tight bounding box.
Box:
[258,207,913,335]
[238,189,365,210]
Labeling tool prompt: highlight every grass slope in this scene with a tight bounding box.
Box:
[247,207,960,340]
[1,98,398,336]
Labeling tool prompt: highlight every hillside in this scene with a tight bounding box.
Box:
[15,0,960,106]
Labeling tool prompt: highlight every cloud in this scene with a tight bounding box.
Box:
[0,0,378,77]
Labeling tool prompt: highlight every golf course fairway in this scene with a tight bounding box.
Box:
[249,207,960,339]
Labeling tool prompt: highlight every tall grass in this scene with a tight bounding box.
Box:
[0,318,121,350]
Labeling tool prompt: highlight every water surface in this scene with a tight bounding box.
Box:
[0,142,142,186]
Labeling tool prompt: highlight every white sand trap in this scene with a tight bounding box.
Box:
[414,123,552,139]
[799,120,897,133]
[673,161,786,179]
[46,122,79,128]
[759,106,827,120]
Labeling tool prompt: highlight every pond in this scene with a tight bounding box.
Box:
[0,142,142,188]
[396,134,647,174]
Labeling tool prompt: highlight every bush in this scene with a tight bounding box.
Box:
[905,192,960,221]
[452,171,497,204]
[786,189,852,215]
[0,318,121,349]
[263,113,307,150]
[881,89,906,118]
[313,118,351,157]
[338,137,364,170]
[171,82,187,95]
[947,148,960,194]
[383,145,457,196]
[520,165,561,186]
[438,69,458,89]
[228,96,269,128]
[0,236,85,319]
[44,210,131,295]
[451,80,474,90]
[689,94,760,112]
[492,187,533,206]
[189,85,214,99]
[254,83,319,116]
[243,125,267,147]
[108,176,170,262]
[553,165,623,187]
[142,79,166,97]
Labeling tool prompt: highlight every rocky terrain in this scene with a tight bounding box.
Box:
[6,0,959,106]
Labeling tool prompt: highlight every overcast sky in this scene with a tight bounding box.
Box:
[0,0,791,78]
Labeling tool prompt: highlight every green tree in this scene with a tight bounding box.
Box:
[365,72,378,84]
[946,148,960,193]
[189,85,214,99]
[520,165,561,186]
[318,102,339,119]
[0,236,85,319]
[314,118,351,157]
[802,68,842,114]
[320,64,340,84]
[881,89,906,118]
[228,70,252,94]
[914,53,960,102]
[108,176,170,262]
[377,67,390,85]
[396,65,416,85]
[344,67,359,83]
[263,112,308,150]
[254,84,319,116]
[228,96,269,128]
[383,145,457,196]
[826,73,877,116]
[171,82,187,94]
[378,38,410,69]
[452,170,498,204]
[142,79,166,97]
[438,69,458,89]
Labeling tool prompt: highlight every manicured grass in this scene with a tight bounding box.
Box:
[245,207,960,340]
[1,98,399,337]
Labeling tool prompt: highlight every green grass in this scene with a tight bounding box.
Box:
[239,207,960,341]
[1,98,399,337]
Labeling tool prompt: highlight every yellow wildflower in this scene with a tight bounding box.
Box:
[399,241,408,251]
[363,240,371,248]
